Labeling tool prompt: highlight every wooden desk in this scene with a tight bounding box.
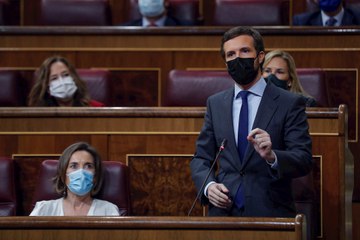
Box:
[0,215,305,240]
[0,105,352,240]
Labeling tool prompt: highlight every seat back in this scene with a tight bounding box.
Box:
[31,160,131,215]
[0,70,27,106]
[40,0,112,26]
[213,0,290,26]
[127,0,201,25]
[0,157,17,216]
[163,69,234,106]
[306,0,360,11]
[164,69,330,107]
[292,171,316,240]
[297,68,330,107]
[77,69,114,106]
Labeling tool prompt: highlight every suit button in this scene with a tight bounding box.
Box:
[240,171,245,176]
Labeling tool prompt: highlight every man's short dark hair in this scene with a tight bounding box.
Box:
[220,26,265,60]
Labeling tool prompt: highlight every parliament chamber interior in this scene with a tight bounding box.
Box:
[0,0,359,240]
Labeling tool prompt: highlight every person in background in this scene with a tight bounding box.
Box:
[293,0,360,26]
[190,26,313,217]
[120,0,192,27]
[262,50,317,107]
[28,55,104,107]
[30,142,120,216]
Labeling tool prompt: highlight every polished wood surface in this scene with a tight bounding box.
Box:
[0,215,305,240]
[0,106,352,240]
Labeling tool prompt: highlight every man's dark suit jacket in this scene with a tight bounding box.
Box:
[190,81,313,217]
[293,7,360,26]
[120,15,190,26]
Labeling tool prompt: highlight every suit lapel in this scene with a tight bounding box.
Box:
[241,84,279,167]
[342,10,355,25]
[310,13,323,26]
[221,88,243,171]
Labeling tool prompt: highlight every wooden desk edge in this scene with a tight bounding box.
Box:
[0,215,304,230]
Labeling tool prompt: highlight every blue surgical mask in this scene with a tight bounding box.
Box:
[138,0,165,18]
[319,0,342,12]
[67,169,94,196]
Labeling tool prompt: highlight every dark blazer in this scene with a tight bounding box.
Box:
[304,96,317,107]
[190,81,313,217]
[120,15,188,26]
[293,8,360,26]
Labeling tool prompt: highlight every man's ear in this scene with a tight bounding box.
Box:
[258,51,265,65]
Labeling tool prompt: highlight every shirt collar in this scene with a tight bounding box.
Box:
[321,7,344,26]
[142,15,167,27]
[234,77,267,100]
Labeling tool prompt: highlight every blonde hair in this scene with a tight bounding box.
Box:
[264,50,312,98]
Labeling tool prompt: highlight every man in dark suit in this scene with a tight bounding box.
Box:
[293,0,360,26]
[190,26,313,217]
[120,0,190,27]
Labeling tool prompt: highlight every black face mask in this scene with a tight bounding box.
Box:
[227,57,259,85]
[266,74,288,90]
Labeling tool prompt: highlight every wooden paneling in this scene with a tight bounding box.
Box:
[109,69,159,106]
[127,155,200,216]
[108,0,127,25]
[0,106,351,240]
[22,0,40,25]
[354,203,360,240]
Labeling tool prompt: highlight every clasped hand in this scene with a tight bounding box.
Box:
[207,183,232,209]
[247,128,275,163]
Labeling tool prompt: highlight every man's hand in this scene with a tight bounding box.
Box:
[207,183,232,209]
[248,128,275,163]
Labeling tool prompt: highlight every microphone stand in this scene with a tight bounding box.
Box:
[187,139,227,216]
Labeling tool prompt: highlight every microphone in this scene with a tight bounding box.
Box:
[187,138,227,216]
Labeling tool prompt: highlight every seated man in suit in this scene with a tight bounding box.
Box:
[120,0,191,26]
[293,0,360,26]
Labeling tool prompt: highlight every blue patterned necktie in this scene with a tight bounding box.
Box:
[237,91,249,162]
[235,90,249,209]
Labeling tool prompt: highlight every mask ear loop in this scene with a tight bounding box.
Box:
[287,77,292,89]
